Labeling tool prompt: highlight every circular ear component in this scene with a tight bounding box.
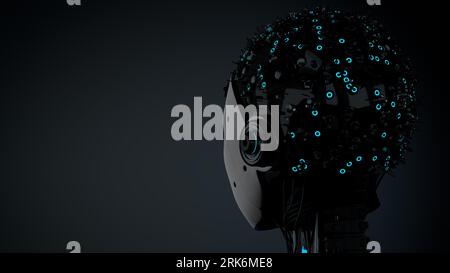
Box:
[240,123,262,166]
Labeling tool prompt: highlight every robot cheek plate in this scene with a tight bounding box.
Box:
[223,82,271,229]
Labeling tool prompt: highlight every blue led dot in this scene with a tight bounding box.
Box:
[316,25,322,30]
[339,38,345,44]
[326,91,334,99]
[351,86,358,93]
[391,101,396,108]
[384,60,390,65]
[374,89,381,96]
[290,132,295,139]
[335,72,342,78]
[270,47,276,53]
[333,58,340,65]
[381,132,387,138]
[343,70,348,76]
[312,110,319,116]
[356,156,363,162]
[346,57,353,63]
[261,82,267,89]
[376,104,382,110]
[343,77,350,83]
[346,161,353,167]
[314,130,321,137]
[397,113,402,119]
[339,168,346,174]
[316,45,323,51]
[292,166,298,172]
[372,156,378,162]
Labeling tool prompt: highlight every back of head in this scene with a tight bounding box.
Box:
[225,7,418,252]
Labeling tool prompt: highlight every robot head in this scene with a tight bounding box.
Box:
[224,8,418,252]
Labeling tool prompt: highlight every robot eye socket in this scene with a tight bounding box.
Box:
[240,128,262,166]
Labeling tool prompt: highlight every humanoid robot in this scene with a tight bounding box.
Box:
[224,8,417,253]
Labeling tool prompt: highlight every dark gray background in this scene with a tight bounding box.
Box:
[0,0,448,252]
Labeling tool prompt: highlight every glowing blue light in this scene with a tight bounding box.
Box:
[335,72,342,78]
[339,168,346,174]
[290,132,295,139]
[385,60,390,65]
[391,101,396,108]
[346,161,353,167]
[372,156,378,161]
[381,132,387,138]
[316,25,322,30]
[261,82,267,89]
[301,247,308,254]
[333,58,340,65]
[339,38,345,44]
[292,166,298,172]
[343,77,350,83]
[397,113,402,119]
[314,130,321,137]
[351,86,358,93]
[343,70,348,76]
[374,89,381,96]
[376,104,382,110]
[346,57,353,63]
[316,45,323,51]
[356,156,363,162]
[312,110,319,116]
[326,91,334,99]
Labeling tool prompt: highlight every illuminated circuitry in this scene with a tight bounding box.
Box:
[230,7,417,179]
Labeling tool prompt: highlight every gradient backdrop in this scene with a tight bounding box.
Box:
[0,0,448,252]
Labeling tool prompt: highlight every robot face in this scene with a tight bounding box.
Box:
[223,81,276,230]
